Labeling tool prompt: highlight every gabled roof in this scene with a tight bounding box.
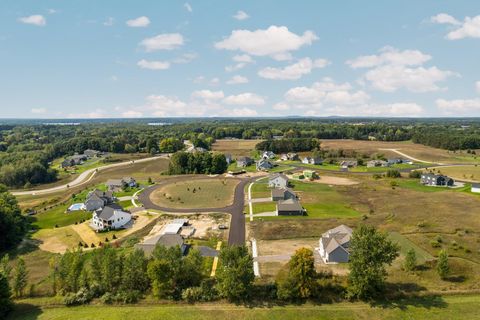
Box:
[269,173,288,182]
[88,189,113,200]
[321,225,353,253]
[144,233,184,247]
[237,156,252,162]
[96,204,124,220]
[277,198,303,211]
[271,187,296,198]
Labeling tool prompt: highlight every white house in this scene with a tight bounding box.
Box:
[472,183,480,193]
[318,225,352,263]
[268,173,289,188]
[91,205,131,231]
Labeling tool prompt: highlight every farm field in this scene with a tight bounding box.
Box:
[149,179,239,209]
[211,139,262,156]
[320,139,479,164]
[427,165,480,182]
[10,295,480,320]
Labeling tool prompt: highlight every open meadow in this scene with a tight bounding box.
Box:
[211,139,261,157]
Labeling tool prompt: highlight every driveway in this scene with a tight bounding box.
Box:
[139,175,255,245]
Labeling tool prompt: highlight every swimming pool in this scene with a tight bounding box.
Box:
[68,203,86,211]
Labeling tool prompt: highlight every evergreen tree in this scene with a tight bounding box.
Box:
[437,250,450,280]
[0,254,12,280]
[13,257,28,297]
[403,248,417,272]
[0,273,13,318]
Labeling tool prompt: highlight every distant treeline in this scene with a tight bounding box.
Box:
[1,120,480,187]
[255,138,320,153]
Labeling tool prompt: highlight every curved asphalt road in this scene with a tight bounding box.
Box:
[139,176,255,245]
[12,155,169,196]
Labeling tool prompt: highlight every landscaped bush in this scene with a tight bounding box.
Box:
[409,170,422,179]
[64,288,93,306]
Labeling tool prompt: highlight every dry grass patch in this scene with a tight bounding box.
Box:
[211,139,261,156]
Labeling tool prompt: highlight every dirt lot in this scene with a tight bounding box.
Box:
[320,139,478,164]
[289,174,359,186]
[211,139,262,156]
[257,238,319,256]
[143,213,230,242]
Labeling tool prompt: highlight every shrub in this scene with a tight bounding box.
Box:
[386,169,401,178]
[182,287,203,303]
[409,170,422,179]
[63,288,93,306]
[100,292,114,304]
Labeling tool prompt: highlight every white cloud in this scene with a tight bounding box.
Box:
[215,25,317,60]
[227,75,249,84]
[137,59,170,70]
[476,81,480,93]
[192,76,220,86]
[68,109,107,119]
[122,110,143,118]
[172,53,197,64]
[191,90,224,100]
[223,93,265,105]
[436,98,480,115]
[103,17,114,26]
[431,14,480,40]
[145,95,189,116]
[346,46,431,68]
[258,57,330,80]
[126,16,150,27]
[110,75,118,81]
[232,108,257,116]
[184,3,193,12]
[347,47,455,92]
[31,108,47,114]
[233,10,249,21]
[430,13,461,25]
[284,79,367,106]
[140,33,184,52]
[233,54,253,63]
[18,15,46,26]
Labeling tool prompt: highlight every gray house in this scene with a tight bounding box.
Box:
[256,158,274,171]
[276,198,304,216]
[366,160,388,168]
[135,234,186,256]
[106,177,137,191]
[271,188,297,201]
[302,156,323,165]
[85,189,114,211]
[318,225,352,263]
[236,156,253,168]
[83,149,101,158]
[268,173,289,188]
[61,154,87,168]
[421,173,454,187]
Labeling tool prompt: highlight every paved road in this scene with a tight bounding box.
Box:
[139,175,256,245]
[12,155,169,196]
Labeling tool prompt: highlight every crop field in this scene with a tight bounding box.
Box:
[211,139,262,156]
[149,179,239,209]
[10,295,480,320]
[320,139,479,164]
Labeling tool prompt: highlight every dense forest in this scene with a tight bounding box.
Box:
[1,118,480,187]
[0,185,29,252]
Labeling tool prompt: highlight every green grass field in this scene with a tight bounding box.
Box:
[149,179,238,209]
[246,202,277,214]
[10,295,480,320]
[32,205,91,229]
[388,232,435,264]
[250,182,271,199]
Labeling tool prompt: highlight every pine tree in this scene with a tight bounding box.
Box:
[0,254,12,280]
[437,250,450,280]
[0,273,13,318]
[13,258,28,297]
[404,248,417,272]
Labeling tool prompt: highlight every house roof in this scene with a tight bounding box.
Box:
[277,198,303,212]
[472,183,480,188]
[122,177,136,184]
[96,204,124,220]
[144,233,184,247]
[257,158,273,167]
[88,189,113,200]
[271,187,296,198]
[321,225,353,254]
[269,173,288,182]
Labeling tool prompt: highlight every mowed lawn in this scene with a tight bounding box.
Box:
[149,179,239,209]
[10,295,480,320]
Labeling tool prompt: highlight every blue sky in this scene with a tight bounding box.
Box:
[1,0,480,118]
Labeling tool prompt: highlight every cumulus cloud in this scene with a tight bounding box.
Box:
[126,16,150,27]
[258,58,330,80]
[140,33,184,52]
[272,103,290,111]
[223,93,265,105]
[227,75,249,84]
[215,25,317,60]
[191,90,224,100]
[18,15,46,26]
[172,53,197,64]
[347,47,455,92]
[436,98,480,115]
[233,10,249,20]
[31,108,47,114]
[431,13,480,40]
[225,54,254,72]
[476,81,480,93]
[137,59,170,70]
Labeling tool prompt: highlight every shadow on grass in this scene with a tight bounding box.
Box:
[8,303,42,320]
[370,294,448,311]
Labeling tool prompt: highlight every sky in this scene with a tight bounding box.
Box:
[1,0,480,118]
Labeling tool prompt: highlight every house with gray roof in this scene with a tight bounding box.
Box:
[271,188,297,201]
[367,160,389,168]
[268,173,289,188]
[91,204,131,231]
[106,177,137,191]
[135,234,186,256]
[276,198,304,216]
[256,158,274,171]
[83,149,102,158]
[318,225,352,263]
[85,189,114,211]
[302,156,323,165]
[421,173,454,187]
[236,156,253,168]
[61,154,87,168]
[472,183,480,193]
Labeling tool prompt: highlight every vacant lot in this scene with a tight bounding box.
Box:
[11,295,480,320]
[150,179,239,209]
[320,139,479,164]
[211,139,261,156]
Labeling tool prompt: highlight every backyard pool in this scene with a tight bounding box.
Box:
[68,203,86,211]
